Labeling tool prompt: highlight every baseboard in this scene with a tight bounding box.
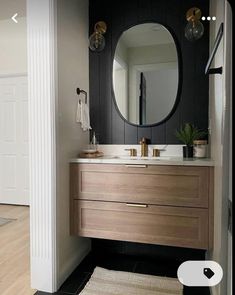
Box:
[57,239,91,290]
[0,201,29,206]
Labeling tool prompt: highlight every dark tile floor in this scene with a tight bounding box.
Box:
[35,252,210,295]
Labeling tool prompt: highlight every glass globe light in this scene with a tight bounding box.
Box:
[185,20,204,42]
[89,31,105,52]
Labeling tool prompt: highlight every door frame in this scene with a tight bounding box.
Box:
[224,1,232,294]
[27,0,58,292]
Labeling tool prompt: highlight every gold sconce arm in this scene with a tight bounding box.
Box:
[185,7,204,42]
[94,21,107,34]
[89,21,107,52]
[186,7,202,23]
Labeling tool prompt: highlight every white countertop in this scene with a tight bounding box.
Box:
[70,156,214,166]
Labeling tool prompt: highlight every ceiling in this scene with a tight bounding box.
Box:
[0,0,26,20]
[121,23,174,48]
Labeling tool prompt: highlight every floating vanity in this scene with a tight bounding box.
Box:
[70,157,214,250]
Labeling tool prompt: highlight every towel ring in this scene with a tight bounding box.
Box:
[76,88,87,104]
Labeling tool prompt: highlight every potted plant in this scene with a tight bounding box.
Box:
[175,123,207,158]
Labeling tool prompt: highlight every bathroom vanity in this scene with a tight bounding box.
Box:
[79,0,212,251]
[70,157,214,250]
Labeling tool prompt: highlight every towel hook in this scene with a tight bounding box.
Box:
[76,88,87,104]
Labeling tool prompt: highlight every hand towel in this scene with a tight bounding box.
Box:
[76,100,81,123]
[76,101,91,131]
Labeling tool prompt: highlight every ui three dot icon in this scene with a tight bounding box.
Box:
[201,16,216,21]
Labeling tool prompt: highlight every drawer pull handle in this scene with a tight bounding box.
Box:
[125,165,147,168]
[126,203,148,208]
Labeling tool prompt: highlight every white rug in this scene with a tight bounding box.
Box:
[80,267,183,295]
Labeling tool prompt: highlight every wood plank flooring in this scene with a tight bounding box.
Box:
[0,205,36,295]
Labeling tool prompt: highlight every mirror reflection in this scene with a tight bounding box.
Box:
[113,23,179,125]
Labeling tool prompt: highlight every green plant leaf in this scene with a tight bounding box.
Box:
[175,123,207,145]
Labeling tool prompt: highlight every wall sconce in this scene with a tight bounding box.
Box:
[89,21,107,52]
[185,7,204,41]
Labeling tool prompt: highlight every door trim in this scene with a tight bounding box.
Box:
[27,0,57,292]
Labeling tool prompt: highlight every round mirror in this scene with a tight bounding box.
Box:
[113,23,179,126]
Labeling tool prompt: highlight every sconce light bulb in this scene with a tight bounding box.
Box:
[185,20,204,41]
[89,32,105,52]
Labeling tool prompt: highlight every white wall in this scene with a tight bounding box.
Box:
[145,68,177,123]
[209,2,224,273]
[115,39,128,64]
[113,67,128,118]
[57,0,91,287]
[27,0,90,291]
[114,40,128,118]
[208,1,231,295]
[0,17,27,75]
[226,6,233,294]
[0,0,26,20]
[128,43,177,123]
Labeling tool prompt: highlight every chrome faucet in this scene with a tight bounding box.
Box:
[139,137,148,157]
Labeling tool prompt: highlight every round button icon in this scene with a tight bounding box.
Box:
[177,261,223,286]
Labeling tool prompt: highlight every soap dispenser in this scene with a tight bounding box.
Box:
[91,132,98,150]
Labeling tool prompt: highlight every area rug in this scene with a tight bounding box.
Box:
[79,267,183,295]
[0,217,15,227]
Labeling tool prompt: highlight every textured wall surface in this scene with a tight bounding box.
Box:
[57,0,91,288]
[89,0,209,144]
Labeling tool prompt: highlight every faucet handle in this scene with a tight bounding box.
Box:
[125,148,137,156]
[152,148,160,157]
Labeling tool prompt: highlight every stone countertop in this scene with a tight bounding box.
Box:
[70,156,214,167]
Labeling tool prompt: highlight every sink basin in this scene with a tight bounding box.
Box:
[112,156,171,160]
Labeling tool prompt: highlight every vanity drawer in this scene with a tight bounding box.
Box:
[76,200,209,249]
[74,164,210,208]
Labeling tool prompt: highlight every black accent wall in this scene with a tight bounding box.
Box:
[89,0,209,144]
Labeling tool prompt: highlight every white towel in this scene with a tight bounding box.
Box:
[76,101,91,131]
[76,100,81,123]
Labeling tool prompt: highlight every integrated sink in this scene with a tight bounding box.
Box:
[112,156,171,160]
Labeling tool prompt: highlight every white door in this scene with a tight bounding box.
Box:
[0,74,29,205]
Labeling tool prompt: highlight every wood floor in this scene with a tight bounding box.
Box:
[0,205,36,295]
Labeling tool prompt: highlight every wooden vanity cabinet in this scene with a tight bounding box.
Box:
[70,163,214,250]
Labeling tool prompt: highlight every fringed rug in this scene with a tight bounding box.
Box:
[80,267,183,295]
[0,217,15,227]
